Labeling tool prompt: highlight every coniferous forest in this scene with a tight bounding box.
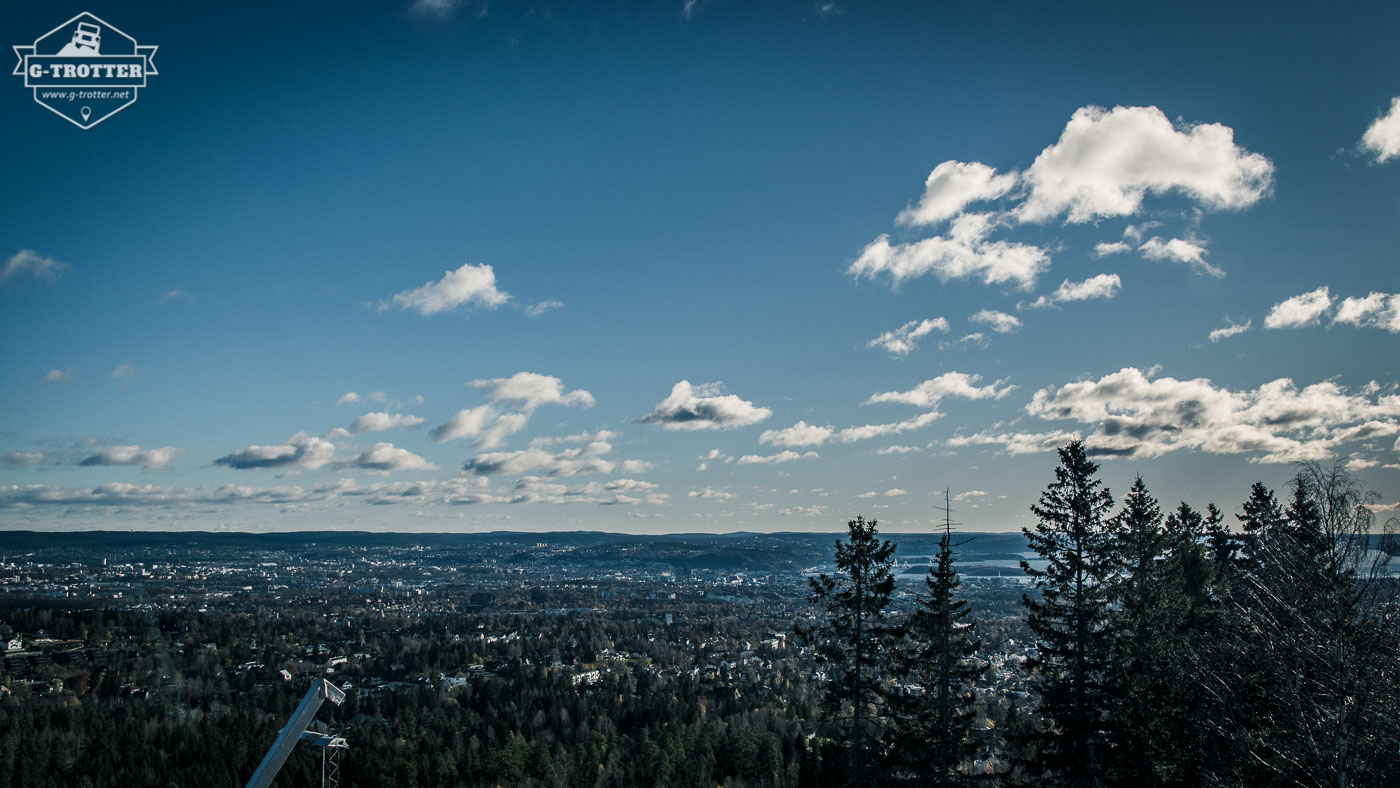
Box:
[2,442,1399,787]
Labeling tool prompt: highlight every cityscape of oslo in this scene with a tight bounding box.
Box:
[3,2,1399,786]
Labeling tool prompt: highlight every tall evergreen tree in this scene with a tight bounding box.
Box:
[1020,441,1117,788]
[1104,476,1172,785]
[803,516,897,786]
[887,492,980,786]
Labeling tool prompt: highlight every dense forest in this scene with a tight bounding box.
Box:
[802,443,1400,787]
[2,443,1398,786]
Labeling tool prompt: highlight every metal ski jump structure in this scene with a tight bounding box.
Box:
[244,678,349,788]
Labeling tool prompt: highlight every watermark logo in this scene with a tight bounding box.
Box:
[12,12,159,129]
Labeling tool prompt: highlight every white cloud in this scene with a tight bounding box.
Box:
[1333,292,1400,333]
[945,428,1083,455]
[856,491,877,499]
[969,308,1021,333]
[524,299,563,317]
[896,161,1018,226]
[1026,366,1400,463]
[1094,241,1131,256]
[835,411,942,443]
[384,263,510,316]
[340,442,438,474]
[866,317,949,357]
[337,392,362,405]
[1208,318,1252,342]
[462,437,619,477]
[1361,97,1400,164]
[215,432,337,471]
[734,450,820,465]
[866,372,1014,408]
[939,332,989,350]
[430,404,498,443]
[1016,105,1273,223]
[689,487,737,500]
[780,505,828,517]
[1138,237,1223,277]
[476,413,530,450]
[350,411,426,433]
[641,380,771,430]
[159,289,190,303]
[111,364,137,383]
[1346,457,1379,471]
[874,444,921,455]
[760,420,834,447]
[849,213,1049,291]
[1024,273,1123,309]
[43,368,74,383]
[884,488,909,497]
[78,445,181,471]
[1264,287,1332,329]
[953,490,986,501]
[1,249,69,284]
[470,372,595,410]
[2,451,48,469]
[429,373,593,448]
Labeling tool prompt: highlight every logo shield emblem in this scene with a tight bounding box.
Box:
[12,12,159,129]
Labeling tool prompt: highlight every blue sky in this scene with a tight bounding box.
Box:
[2,0,1399,533]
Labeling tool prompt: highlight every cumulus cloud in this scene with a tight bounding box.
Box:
[1024,273,1123,309]
[866,317,949,357]
[1016,105,1273,223]
[834,411,943,443]
[470,372,595,410]
[884,488,909,497]
[3,451,48,469]
[734,450,820,465]
[865,372,1014,408]
[430,372,593,449]
[43,368,74,383]
[641,380,771,430]
[849,213,1049,291]
[462,436,619,477]
[337,392,362,405]
[215,432,337,471]
[953,490,987,501]
[1264,287,1332,329]
[760,420,835,448]
[430,404,498,443]
[350,411,426,433]
[874,444,921,455]
[896,161,1018,226]
[1026,366,1400,463]
[969,309,1021,333]
[1138,237,1223,277]
[1333,292,1400,333]
[338,442,437,474]
[1361,97,1400,164]
[1208,318,1252,342]
[850,107,1269,303]
[383,263,510,316]
[689,487,737,500]
[1,249,69,284]
[945,428,1084,455]
[78,445,181,471]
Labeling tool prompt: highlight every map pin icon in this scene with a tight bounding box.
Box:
[80,106,92,123]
